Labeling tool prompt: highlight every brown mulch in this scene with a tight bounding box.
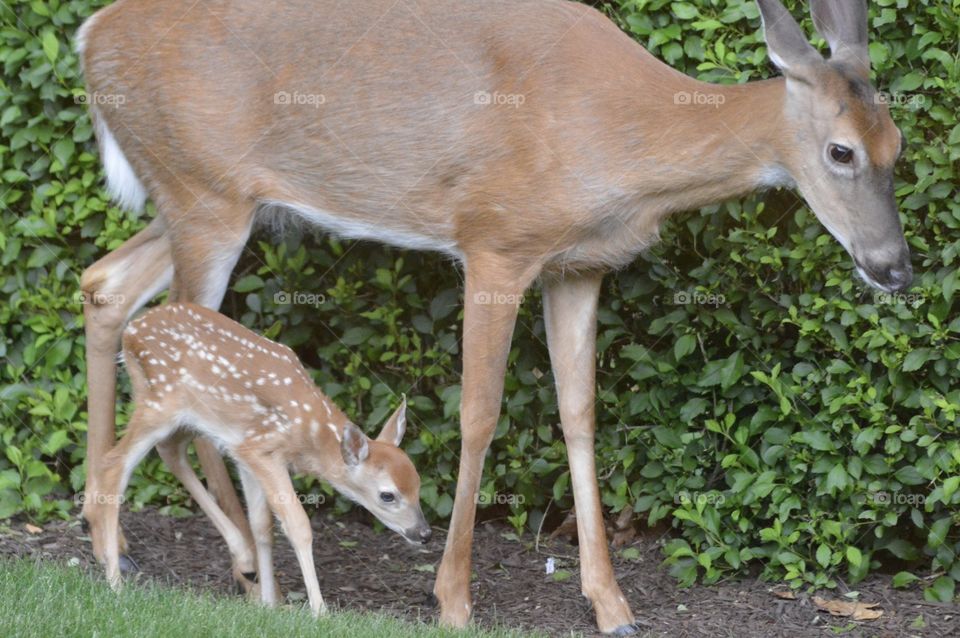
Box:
[1,507,956,637]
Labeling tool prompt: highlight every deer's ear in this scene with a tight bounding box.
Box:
[341,422,369,467]
[376,396,406,447]
[810,0,870,75]
[757,0,821,78]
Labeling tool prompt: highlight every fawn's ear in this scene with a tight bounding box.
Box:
[376,395,407,447]
[341,422,369,467]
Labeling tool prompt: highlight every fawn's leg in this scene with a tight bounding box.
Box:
[238,465,280,606]
[544,273,636,634]
[238,450,325,616]
[155,432,259,591]
[434,253,538,627]
[95,410,175,589]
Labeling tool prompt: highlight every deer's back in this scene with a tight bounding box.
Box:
[81,0,683,264]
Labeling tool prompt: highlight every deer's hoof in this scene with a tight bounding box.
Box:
[118,554,139,574]
[609,623,641,636]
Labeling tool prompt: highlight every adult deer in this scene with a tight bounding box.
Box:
[84,302,429,614]
[77,0,910,633]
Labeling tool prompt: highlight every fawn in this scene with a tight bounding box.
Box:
[83,302,431,615]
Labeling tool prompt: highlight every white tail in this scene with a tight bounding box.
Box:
[77,0,910,632]
[82,302,428,615]
[91,109,147,212]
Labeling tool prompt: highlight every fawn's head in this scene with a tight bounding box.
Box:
[329,398,431,544]
[758,0,911,292]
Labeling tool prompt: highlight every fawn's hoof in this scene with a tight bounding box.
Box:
[233,571,259,596]
[118,554,139,574]
[610,623,641,636]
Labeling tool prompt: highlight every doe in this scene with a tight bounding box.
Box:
[83,302,431,615]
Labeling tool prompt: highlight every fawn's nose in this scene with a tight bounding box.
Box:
[419,527,432,544]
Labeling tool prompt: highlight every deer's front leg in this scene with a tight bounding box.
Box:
[435,253,538,628]
[543,273,637,635]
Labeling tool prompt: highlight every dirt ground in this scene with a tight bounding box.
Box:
[1,506,957,637]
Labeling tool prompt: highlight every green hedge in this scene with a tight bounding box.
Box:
[1,0,958,600]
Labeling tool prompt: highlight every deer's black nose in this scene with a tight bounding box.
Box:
[419,527,432,544]
[884,264,913,292]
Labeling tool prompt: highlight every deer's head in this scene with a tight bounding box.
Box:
[758,0,911,292]
[333,398,432,545]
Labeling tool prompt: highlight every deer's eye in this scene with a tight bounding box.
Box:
[829,144,854,164]
[379,492,395,503]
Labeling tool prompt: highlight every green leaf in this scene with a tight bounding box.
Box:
[825,464,849,493]
[52,138,74,167]
[674,334,697,360]
[671,3,699,21]
[892,571,919,589]
[894,466,925,486]
[902,348,931,372]
[816,543,831,568]
[234,275,264,293]
[846,546,862,568]
[720,351,745,390]
[942,476,959,501]
[803,430,835,452]
[924,577,955,603]
[42,30,59,63]
[551,569,572,582]
[679,397,709,422]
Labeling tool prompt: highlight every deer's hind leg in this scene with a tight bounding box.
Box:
[81,218,173,568]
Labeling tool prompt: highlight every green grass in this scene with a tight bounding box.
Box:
[0,559,535,638]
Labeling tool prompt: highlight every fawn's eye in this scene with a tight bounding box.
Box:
[829,144,854,164]
[379,492,395,503]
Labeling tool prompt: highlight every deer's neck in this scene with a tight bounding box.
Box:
[619,77,791,212]
[552,77,791,272]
